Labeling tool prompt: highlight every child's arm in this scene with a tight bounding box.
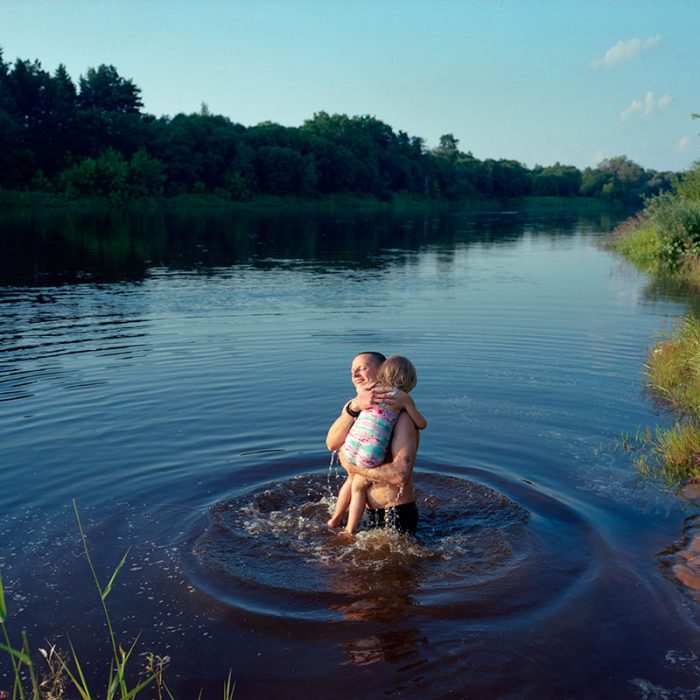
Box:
[403,396,427,430]
[388,391,427,429]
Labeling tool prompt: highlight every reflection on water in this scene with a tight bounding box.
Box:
[0,200,618,285]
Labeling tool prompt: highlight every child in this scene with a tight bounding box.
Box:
[328,355,427,534]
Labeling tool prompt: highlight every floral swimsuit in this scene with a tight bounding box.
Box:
[342,392,399,468]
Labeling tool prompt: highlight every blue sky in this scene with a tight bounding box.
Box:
[3,0,699,172]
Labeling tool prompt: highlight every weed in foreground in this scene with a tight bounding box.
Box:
[0,501,235,699]
[622,421,700,485]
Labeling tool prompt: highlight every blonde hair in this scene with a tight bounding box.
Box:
[376,355,417,392]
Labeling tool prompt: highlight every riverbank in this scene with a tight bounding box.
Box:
[0,188,619,216]
[609,164,700,483]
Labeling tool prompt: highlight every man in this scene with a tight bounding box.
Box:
[326,351,420,534]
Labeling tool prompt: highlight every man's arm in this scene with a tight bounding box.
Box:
[326,403,357,451]
[339,412,417,485]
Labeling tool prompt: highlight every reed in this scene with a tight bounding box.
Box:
[610,215,663,272]
[646,316,700,415]
[0,501,235,699]
[625,421,700,484]
[623,317,700,483]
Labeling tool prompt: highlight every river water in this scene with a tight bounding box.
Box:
[1,201,699,698]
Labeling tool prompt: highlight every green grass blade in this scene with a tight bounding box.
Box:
[51,653,90,700]
[19,631,38,697]
[119,634,140,668]
[120,672,162,700]
[0,642,32,665]
[101,547,130,601]
[108,664,120,700]
[72,499,120,665]
[1,624,26,700]
[65,637,91,700]
[0,568,7,623]
[223,670,236,700]
[112,635,141,698]
[72,499,103,596]
[106,660,116,700]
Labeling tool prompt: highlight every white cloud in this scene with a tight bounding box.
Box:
[658,94,672,111]
[620,91,672,120]
[620,98,643,121]
[677,137,692,153]
[592,35,662,68]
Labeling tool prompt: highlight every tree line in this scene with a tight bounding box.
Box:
[0,49,677,204]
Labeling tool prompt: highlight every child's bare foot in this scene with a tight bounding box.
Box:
[327,516,343,528]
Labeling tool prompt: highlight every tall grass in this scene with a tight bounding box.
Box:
[0,501,235,699]
[629,421,700,484]
[625,317,700,483]
[610,213,663,272]
[646,316,700,415]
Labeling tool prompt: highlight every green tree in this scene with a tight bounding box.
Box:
[152,112,248,194]
[78,65,142,114]
[434,133,460,161]
[127,148,165,197]
[255,146,317,195]
[531,163,582,196]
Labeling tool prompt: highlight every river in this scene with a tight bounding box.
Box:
[1,200,699,698]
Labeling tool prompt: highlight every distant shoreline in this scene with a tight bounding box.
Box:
[0,189,622,214]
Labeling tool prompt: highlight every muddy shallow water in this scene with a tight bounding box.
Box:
[2,203,700,698]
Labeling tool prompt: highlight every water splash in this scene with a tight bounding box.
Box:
[187,471,596,623]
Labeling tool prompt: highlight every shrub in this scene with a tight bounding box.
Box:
[645,192,700,269]
[58,148,129,200]
[674,161,700,203]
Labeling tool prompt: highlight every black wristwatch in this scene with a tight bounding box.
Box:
[345,401,360,419]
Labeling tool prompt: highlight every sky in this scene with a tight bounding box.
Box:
[3,0,699,172]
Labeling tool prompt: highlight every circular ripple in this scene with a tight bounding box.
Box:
[187,470,600,623]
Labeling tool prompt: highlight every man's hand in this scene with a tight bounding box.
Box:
[338,413,417,487]
[350,385,392,412]
[381,389,410,410]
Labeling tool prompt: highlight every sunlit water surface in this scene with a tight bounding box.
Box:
[2,203,700,698]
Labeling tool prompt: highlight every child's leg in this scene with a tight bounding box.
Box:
[345,475,370,534]
[328,474,354,527]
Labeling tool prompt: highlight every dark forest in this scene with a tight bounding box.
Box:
[0,51,677,204]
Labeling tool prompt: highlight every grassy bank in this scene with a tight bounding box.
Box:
[0,188,617,217]
[0,188,477,214]
[611,163,700,482]
[634,317,700,482]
